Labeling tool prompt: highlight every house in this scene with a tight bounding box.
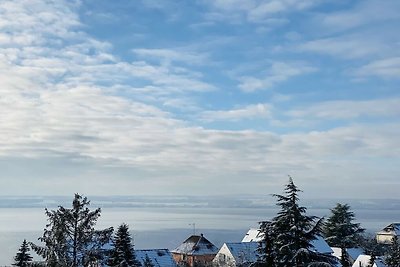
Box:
[171,234,218,267]
[351,255,387,267]
[212,242,259,267]
[332,247,364,265]
[241,228,334,255]
[135,249,177,267]
[376,223,400,244]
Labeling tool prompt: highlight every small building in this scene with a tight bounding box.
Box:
[241,228,334,255]
[212,242,259,267]
[376,223,400,244]
[171,234,218,267]
[351,255,387,267]
[135,249,177,267]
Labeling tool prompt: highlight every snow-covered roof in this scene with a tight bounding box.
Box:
[135,249,177,267]
[241,229,333,254]
[171,234,218,256]
[312,236,333,254]
[351,255,387,267]
[332,247,364,261]
[223,242,259,263]
[377,223,400,236]
[242,228,263,242]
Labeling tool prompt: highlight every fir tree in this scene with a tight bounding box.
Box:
[270,176,336,267]
[30,194,113,267]
[323,203,365,267]
[143,254,154,267]
[257,221,276,266]
[360,234,386,258]
[108,223,140,267]
[13,239,33,267]
[385,236,400,267]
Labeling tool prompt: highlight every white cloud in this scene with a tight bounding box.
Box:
[132,48,209,65]
[200,104,272,122]
[287,98,400,120]
[298,35,388,59]
[355,57,400,79]
[0,0,399,198]
[238,61,316,92]
[320,0,400,32]
[201,0,322,24]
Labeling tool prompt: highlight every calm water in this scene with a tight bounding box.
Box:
[0,206,398,266]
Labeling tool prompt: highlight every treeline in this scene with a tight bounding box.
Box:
[13,194,145,267]
[10,177,400,267]
[255,177,400,267]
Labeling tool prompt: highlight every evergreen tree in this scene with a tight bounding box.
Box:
[257,221,276,266]
[360,234,386,258]
[13,239,33,267]
[30,194,113,267]
[108,223,140,267]
[323,203,365,267]
[270,177,336,267]
[143,254,154,267]
[385,236,400,267]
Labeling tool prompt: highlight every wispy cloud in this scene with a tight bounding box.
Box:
[200,104,272,122]
[297,34,388,59]
[202,0,322,23]
[132,48,209,65]
[238,61,316,92]
[286,98,400,120]
[355,57,400,79]
[319,0,400,32]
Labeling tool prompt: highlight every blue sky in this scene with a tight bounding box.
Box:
[0,0,399,198]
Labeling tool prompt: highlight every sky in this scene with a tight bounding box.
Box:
[0,0,399,198]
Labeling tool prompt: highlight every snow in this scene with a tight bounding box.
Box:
[377,223,400,236]
[242,228,264,242]
[312,236,333,254]
[242,229,333,254]
[332,247,364,262]
[224,242,259,263]
[135,249,177,267]
[171,234,218,256]
[351,255,387,267]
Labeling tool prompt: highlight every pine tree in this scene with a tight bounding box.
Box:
[360,234,386,259]
[13,239,33,267]
[30,194,113,267]
[385,236,400,267]
[257,220,276,266]
[323,203,365,267]
[143,254,154,267]
[108,223,140,267]
[270,177,336,267]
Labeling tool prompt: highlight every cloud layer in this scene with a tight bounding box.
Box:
[0,0,399,198]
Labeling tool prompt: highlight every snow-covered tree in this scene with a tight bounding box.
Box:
[108,223,140,267]
[143,254,154,267]
[30,194,113,267]
[257,220,276,266]
[360,234,386,258]
[323,203,365,267]
[13,239,33,267]
[269,177,336,267]
[385,236,400,267]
